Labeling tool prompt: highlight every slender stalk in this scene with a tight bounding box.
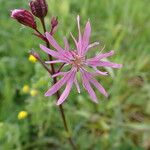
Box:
[40,18,55,73]
[56,92,76,150]
[40,18,46,33]
[31,53,51,74]
[40,18,76,150]
[56,63,65,73]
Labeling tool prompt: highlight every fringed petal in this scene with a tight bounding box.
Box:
[85,42,99,54]
[81,70,98,103]
[56,71,75,105]
[45,71,73,97]
[74,77,81,93]
[46,32,64,52]
[93,67,108,76]
[82,20,91,53]
[63,37,70,51]
[77,15,82,53]
[45,60,65,64]
[40,44,62,59]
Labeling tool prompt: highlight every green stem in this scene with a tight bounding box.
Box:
[40,18,76,150]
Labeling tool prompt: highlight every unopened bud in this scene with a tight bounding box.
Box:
[29,0,48,19]
[51,17,58,28]
[11,9,37,29]
[30,51,40,60]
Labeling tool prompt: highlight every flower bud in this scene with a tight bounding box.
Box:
[51,17,58,28]
[29,51,40,60]
[11,9,37,29]
[50,17,58,35]
[29,0,48,19]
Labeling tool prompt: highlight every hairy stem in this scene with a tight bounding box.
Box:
[31,52,52,74]
[56,63,65,73]
[40,18,55,74]
[40,18,47,33]
[40,18,76,150]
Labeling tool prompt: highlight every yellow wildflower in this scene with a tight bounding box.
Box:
[18,111,28,120]
[22,85,30,94]
[30,89,38,97]
[29,55,37,63]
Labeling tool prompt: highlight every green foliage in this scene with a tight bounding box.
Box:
[0,0,150,149]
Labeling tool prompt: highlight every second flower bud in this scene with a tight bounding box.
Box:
[29,0,48,19]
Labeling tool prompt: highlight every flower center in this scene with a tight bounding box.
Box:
[71,52,85,69]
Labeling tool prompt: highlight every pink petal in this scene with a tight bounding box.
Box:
[81,70,98,103]
[62,37,74,59]
[77,15,82,53]
[63,37,70,51]
[82,20,91,53]
[40,44,70,61]
[44,33,72,61]
[56,72,75,105]
[45,32,64,52]
[74,77,80,93]
[40,44,61,59]
[90,78,108,97]
[45,71,73,97]
[93,67,108,76]
[52,72,66,78]
[85,72,108,97]
[70,32,78,50]
[85,42,99,53]
[45,60,65,64]
[96,50,115,59]
[98,61,123,68]
[87,60,122,68]
[87,50,115,62]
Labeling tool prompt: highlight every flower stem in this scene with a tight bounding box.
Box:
[40,18,77,150]
[32,57,76,149]
[40,18,46,33]
[58,102,77,150]
[30,51,52,74]
[56,63,65,73]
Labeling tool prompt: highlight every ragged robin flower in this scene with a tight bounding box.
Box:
[40,16,122,105]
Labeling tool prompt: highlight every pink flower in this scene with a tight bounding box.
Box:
[40,16,122,105]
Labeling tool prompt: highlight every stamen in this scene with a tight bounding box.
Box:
[70,53,85,69]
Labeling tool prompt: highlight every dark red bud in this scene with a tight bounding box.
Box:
[29,0,48,19]
[30,51,40,59]
[11,9,37,29]
[51,17,58,28]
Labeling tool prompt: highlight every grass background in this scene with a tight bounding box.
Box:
[0,0,150,149]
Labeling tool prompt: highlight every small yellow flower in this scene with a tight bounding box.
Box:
[29,55,37,63]
[30,89,38,97]
[22,85,30,94]
[18,111,28,120]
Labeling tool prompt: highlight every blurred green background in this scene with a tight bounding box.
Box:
[0,0,150,149]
